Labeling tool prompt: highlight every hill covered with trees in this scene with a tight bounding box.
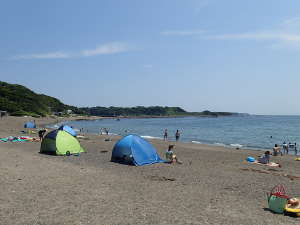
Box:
[0,81,75,116]
[0,81,237,117]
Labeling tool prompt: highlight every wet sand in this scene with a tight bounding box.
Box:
[0,116,300,225]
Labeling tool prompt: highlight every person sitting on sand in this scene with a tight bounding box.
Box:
[165,145,182,164]
[272,144,282,156]
[258,151,271,164]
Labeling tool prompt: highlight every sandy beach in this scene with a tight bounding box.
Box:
[0,116,300,225]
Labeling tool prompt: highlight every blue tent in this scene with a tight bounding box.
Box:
[58,125,76,137]
[24,121,36,128]
[111,134,164,166]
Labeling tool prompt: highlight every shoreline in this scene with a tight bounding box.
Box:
[38,115,299,157]
[1,116,300,224]
[45,116,277,154]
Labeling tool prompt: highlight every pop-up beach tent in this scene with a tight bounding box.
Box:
[24,121,36,128]
[58,125,76,137]
[40,130,84,155]
[111,134,164,166]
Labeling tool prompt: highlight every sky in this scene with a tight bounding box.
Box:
[1,0,300,115]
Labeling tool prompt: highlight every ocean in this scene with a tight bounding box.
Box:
[49,115,300,152]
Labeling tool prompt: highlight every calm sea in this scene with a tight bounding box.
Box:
[49,115,300,152]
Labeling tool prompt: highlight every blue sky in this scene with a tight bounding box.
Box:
[1,0,300,115]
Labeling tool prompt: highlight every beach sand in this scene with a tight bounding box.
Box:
[0,116,300,225]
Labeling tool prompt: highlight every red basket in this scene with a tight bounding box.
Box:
[270,184,289,199]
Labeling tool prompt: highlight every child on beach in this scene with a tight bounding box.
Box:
[165,145,182,164]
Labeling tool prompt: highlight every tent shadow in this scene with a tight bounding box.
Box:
[110,158,134,166]
[38,151,57,156]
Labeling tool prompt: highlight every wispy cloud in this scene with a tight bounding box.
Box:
[162,18,300,50]
[204,31,300,42]
[161,29,205,36]
[11,42,131,60]
[12,52,70,60]
[82,42,130,57]
[202,18,300,50]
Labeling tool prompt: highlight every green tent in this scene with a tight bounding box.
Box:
[40,130,85,155]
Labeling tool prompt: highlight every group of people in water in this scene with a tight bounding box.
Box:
[272,142,297,156]
[163,129,180,142]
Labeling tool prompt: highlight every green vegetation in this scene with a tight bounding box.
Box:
[80,106,187,117]
[0,81,71,116]
[0,81,236,117]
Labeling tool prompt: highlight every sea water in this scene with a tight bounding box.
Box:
[49,115,300,151]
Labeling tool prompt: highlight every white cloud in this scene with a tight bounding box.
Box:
[81,42,130,57]
[205,17,300,49]
[11,42,130,60]
[12,52,70,60]
[204,31,300,42]
[162,17,300,50]
[161,29,206,36]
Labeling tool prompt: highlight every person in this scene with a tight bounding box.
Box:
[287,198,300,208]
[258,151,271,164]
[273,144,282,156]
[165,145,182,164]
[175,130,180,142]
[286,142,291,155]
[38,129,47,141]
[295,142,297,156]
[283,141,288,154]
[163,129,168,141]
[104,128,109,135]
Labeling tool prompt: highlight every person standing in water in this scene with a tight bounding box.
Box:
[283,142,288,154]
[175,130,180,142]
[163,129,168,141]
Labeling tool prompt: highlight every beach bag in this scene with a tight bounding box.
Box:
[267,184,288,214]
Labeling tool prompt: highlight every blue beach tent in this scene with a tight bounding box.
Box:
[111,134,164,166]
[58,125,76,137]
[24,121,36,128]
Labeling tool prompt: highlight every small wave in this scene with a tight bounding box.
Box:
[230,143,243,148]
[214,142,227,147]
[99,132,118,136]
[191,141,202,144]
[141,135,162,140]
